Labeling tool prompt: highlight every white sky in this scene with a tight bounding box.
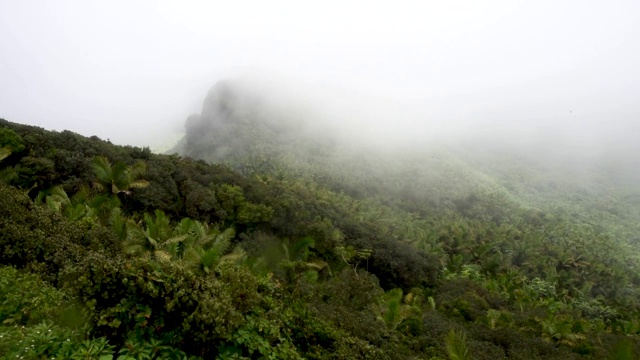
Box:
[1,0,639,148]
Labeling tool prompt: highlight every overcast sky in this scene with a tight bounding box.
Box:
[1,0,639,148]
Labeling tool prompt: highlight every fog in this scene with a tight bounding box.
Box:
[1,0,639,163]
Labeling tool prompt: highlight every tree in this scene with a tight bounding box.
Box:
[180,221,238,274]
[125,210,186,260]
[92,156,149,195]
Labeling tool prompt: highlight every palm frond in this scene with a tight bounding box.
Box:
[174,217,194,235]
[49,185,70,202]
[305,260,328,271]
[129,180,150,189]
[220,246,247,264]
[162,234,189,246]
[181,246,204,268]
[110,162,130,191]
[91,156,149,195]
[211,236,231,257]
[91,156,112,191]
[200,248,221,273]
[45,190,70,212]
[110,207,128,241]
[161,234,189,258]
[445,330,471,360]
[154,250,172,263]
[0,147,11,162]
[289,236,315,261]
[70,186,91,205]
[124,243,145,256]
[129,161,147,178]
[192,220,209,239]
[216,227,236,243]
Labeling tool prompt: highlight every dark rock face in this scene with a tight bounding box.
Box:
[182,77,325,165]
[186,81,241,136]
[182,79,270,164]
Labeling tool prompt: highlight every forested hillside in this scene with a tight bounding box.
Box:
[1,80,640,359]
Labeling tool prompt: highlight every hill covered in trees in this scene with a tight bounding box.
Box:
[1,79,640,359]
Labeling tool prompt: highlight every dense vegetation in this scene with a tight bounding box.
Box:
[1,82,640,359]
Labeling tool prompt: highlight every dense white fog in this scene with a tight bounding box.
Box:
[1,0,639,158]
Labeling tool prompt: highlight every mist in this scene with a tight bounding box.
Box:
[180,71,640,189]
[1,0,639,170]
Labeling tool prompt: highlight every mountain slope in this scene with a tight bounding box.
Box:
[1,78,640,358]
[180,78,640,242]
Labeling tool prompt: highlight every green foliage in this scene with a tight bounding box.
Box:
[1,116,640,359]
[118,337,190,360]
[0,182,118,272]
[335,245,373,278]
[382,288,404,330]
[610,338,634,360]
[446,330,471,360]
[0,266,64,326]
[537,314,587,347]
[229,314,301,359]
[0,267,122,360]
[36,184,71,212]
[283,236,315,262]
[0,147,10,162]
[11,156,57,189]
[0,126,25,153]
[92,155,150,195]
[214,183,273,225]
[479,309,512,330]
[1,321,73,359]
[125,209,185,259]
[69,337,116,359]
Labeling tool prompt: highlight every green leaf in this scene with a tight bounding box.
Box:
[0,147,11,162]
[116,356,136,360]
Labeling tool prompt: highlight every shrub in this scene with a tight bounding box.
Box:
[0,266,65,326]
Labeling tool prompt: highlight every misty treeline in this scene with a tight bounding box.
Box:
[1,80,639,359]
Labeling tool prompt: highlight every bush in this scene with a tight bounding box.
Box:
[0,266,65,326]
[59,253,299,357]
[0,127,25,153]
[0,183,118,279]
